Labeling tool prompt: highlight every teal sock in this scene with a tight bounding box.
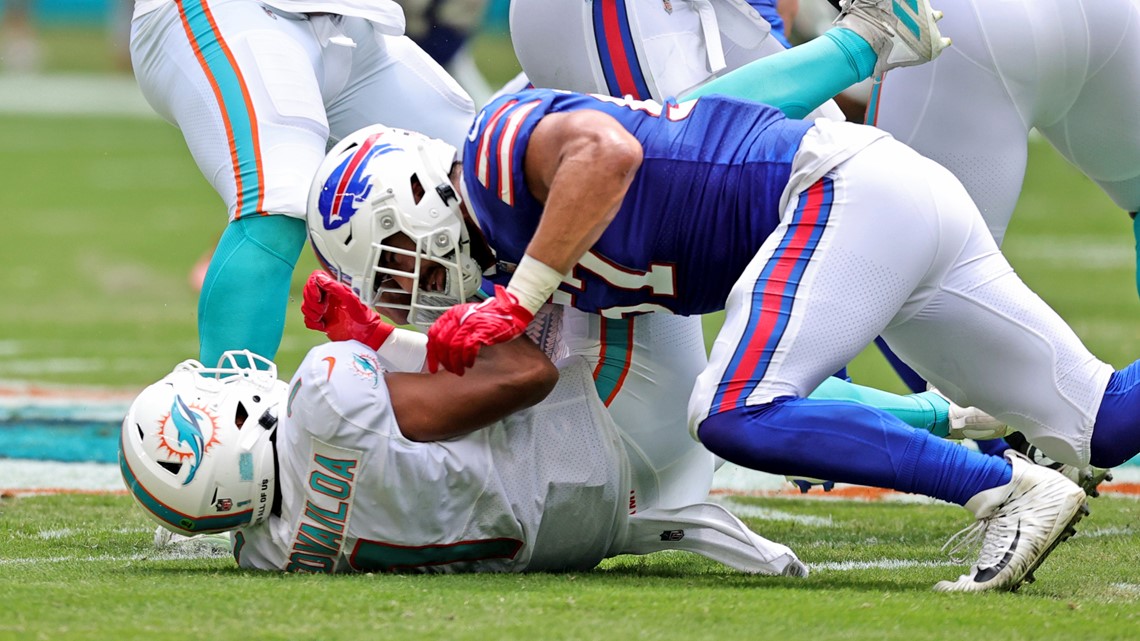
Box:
[823,28,878,81]
[1133,212,1140,298]
[810,376,951,436]
[681,28,877,119]
[198,215,306,368]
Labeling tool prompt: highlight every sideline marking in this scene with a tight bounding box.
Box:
[0,74,157,118]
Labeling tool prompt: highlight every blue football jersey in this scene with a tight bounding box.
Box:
[462,89,812,317]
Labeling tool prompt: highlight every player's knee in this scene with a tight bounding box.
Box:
[234,214,307,267]
[695,401,800,473]
[1090,361,1140,468]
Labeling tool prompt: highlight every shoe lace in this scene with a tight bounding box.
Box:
[836,0,893,32]
[941,512,1019,566]
[941,519,988,564]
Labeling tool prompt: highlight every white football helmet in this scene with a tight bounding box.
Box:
[119,351,286,536]
[307,125,483,329]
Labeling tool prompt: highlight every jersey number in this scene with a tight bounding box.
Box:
[589,94,697,121]
[552,250,678,317]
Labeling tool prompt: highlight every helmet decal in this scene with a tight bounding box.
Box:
[307,126,472,329]
[121,351,284,536]
[320,136,402,231]
[159,395,221,485]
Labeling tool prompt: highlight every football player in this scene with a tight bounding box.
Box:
[472,0,959,500]
[304,73,1140,590]
[129,0,476,370]
[870,0,1140,273]
[508,0,947,120]
[119,331,808,576]
[865,0,1140,489]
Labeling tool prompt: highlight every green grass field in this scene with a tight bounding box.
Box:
[3,26,1140,641]
[3,493,1140,640]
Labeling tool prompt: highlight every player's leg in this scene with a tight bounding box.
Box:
[691,134,1087,590]
[689,133,1012,500]
[868,143,1140,471]
[131,0,329,366]
[511,0,763,101]
[684,0,949,117]
[324,25,475,149]
[809,376,1012,441]
[859,0,1031,416]
[868,0,1032,247]
[1030,0,1140,296]
[562,308,716,509]
[510,0,843,118]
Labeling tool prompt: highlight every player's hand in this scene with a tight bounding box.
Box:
[426,285,535,375]
[301,271,394,350]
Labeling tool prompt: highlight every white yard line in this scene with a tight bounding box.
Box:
[811,559,956,572]
[713,497,835,527]
[0,73,156,118]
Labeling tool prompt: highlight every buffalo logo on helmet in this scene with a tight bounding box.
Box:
[319,135,402,231]
[156,395,222,485]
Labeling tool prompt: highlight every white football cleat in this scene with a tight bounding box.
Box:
[834,0,952,77]
[934,451,1088,593]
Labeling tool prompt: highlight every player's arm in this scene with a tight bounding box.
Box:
[425,110,641,375]
[385,336,558,442]
[513,109,643,296]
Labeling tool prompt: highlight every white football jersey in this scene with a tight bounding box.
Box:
[234,342,628,573]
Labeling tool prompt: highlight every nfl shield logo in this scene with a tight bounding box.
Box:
[662,0,673,13]
[215,498,233,512]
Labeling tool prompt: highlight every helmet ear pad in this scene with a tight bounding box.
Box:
[306,126,480,329]
[119,351,285,536]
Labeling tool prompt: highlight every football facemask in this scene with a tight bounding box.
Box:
[307,125,483,329]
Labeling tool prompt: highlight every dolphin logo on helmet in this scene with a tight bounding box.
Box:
[120,351,286,536]
[170,395,209,485]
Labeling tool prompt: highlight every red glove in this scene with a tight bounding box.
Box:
[301,271,394,350]
[426,285,535,375]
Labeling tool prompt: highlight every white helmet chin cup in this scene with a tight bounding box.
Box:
[119,351,286,536]
[306,125,482,329]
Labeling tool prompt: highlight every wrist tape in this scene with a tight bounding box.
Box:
[374,327,428,373]
[506,254,567,315]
